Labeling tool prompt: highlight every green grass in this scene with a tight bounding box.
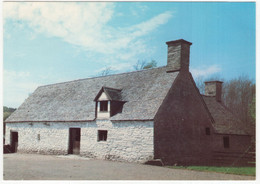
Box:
[167,166,256,176]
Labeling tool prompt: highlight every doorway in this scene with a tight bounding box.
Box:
[10,131,18,153]
[68,128,81,154]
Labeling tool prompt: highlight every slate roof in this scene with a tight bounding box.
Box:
[202,96,250,135]
[94,87,123,102]
[6,67,178,122]
[6,64,250,136]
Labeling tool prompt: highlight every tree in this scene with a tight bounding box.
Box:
[249,95,256,124]
[133,60,146,70]
[3,106,16,121]
[143,60,157,69]
[195,76,208,94]
[222,76,255,125]
[195,75,224,94]
[133,60,157,70]
[100,67,112,76]
[195,75,255,127]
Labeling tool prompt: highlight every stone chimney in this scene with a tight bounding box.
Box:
[166,39,192,72]
[204,81,223,102]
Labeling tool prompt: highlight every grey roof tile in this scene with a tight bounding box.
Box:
[6,67,178,122]
[202,96,250,135]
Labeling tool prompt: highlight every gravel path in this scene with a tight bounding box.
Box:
[3,153,255,180]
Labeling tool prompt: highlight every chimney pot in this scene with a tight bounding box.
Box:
[166,39,192,72]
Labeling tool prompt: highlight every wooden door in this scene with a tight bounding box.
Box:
[10,131,18,153]
[68,128,81,154]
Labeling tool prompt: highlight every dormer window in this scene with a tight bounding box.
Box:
[100,101,108,112]
[94,86,125,119]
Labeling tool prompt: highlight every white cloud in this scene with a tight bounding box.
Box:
[3,2,172,56]
[130,11,172,38]
[4,2,114,50]
[4,70,30,78]
[191,65,221,78]
[130,3,148,17]
[3,2,173,107]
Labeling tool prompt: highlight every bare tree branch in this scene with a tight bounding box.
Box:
[133,60,147,70]
[100,67,112,76]
[133,60,157,70]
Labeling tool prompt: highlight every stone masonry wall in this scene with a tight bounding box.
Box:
[154,72,214,165]
[166,40,191,72]
[204,81,223,102]
[5,120,154,163]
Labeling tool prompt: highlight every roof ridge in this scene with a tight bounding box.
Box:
[103,86,122,91]
[38,66,167,88]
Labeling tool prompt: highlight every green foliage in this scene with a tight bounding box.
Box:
[3,106,16,121]
[4,112,11,121]
[168,166,256,176]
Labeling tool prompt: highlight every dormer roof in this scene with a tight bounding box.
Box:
[94,87,123,102]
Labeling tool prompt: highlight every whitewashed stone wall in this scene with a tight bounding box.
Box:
[5,120,154,163]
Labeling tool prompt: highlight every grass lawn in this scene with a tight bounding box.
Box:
[167,166,256,176]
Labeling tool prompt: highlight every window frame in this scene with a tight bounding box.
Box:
[98,130,108,142]
[99,101,108,112]
[205,127,210,135]
[223,136,230,148]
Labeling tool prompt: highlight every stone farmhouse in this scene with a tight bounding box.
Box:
[5,39,253,166]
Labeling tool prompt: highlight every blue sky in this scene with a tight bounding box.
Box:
[3,2,256,108]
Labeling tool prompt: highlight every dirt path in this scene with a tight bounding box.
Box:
[3,153,255,180]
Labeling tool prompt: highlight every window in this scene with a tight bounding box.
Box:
[98,130,107,141]
[223,136,230,148]
[100,101,108,112]
[205,127,210,135]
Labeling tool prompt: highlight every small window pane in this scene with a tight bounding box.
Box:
[205,128,210,135]
[223,136,229,148]
[100,101,108,112]
[98,130,107,141]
